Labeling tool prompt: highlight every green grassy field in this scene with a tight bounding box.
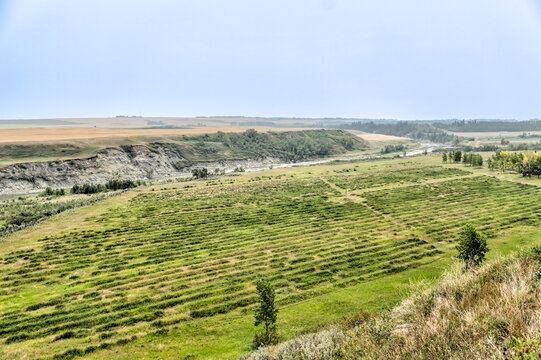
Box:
[1,156,541,359]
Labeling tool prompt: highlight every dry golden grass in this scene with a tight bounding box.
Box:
[355,133,409,141]
[343,129,409,142]
[247,249,541,360]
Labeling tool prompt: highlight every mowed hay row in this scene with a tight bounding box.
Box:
[327,165,471,191]
[1,165,540,359]
[362,176,541,242]
[0,175,438,359]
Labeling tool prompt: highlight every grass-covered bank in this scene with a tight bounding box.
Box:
[0,129,367,166]
[246,247,541,359]
[0,129,368,196]
[86,225,541,360]
[2,156,541,359]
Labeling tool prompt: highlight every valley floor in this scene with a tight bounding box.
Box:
[0,156,540,359]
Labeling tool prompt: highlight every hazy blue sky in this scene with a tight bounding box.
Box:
[1,0,541,119]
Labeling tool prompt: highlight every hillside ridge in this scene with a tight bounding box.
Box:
[0,129,365,195]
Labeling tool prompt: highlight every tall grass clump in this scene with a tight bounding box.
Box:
[245,248,541,360]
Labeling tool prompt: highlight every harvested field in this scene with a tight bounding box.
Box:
[1,157,541,359]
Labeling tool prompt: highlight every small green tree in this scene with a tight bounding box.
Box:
[454,150,462,163]
[472,154,483,167]
[253,278,278,348]
[456,224,488,267]
[442,152,448,162]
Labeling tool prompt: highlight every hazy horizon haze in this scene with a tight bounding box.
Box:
[1,0,541,120]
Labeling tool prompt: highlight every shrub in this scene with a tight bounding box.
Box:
[71,179,139,194]
[253,331,280,349]
[192,168,209,179]
[381,144,406,154]
[41,187,65,196]
[503,335,541,360]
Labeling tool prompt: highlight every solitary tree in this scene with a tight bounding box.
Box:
[456,224,488,267]
[253,278,278,348]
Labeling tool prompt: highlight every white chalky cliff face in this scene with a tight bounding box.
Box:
[0,145,280,196]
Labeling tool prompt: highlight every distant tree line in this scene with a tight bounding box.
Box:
[442,150,462,163]
[462,153,483,167]
[192,166,244,179]
[41,187,65,196]
[433,119,541,132]
[462,143,541,153]
[488,150,541,177]
[519,132,541,139]
[507,143,541,151]
[442,151,483,166]
[381,144,406,154]
[71,179,141,194]
[336,121,457,144]
[462,144,499,152]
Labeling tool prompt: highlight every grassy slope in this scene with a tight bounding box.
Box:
[81,158,541,359]
[0,129,366,166]
[1,156,541,359]
[87,229,540,360]
[247,248,541,360]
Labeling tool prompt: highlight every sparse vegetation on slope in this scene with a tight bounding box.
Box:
[0,129,366,195]
[245,248,541,360]
[336,121,457,143]
[0,193,111,237]
[154,129,366,162]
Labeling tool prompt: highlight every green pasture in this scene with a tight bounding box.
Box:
[0,156,540,359]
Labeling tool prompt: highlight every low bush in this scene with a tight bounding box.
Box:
[381,144,406,154]
[41,187,65,196]
[72,179,140,194]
